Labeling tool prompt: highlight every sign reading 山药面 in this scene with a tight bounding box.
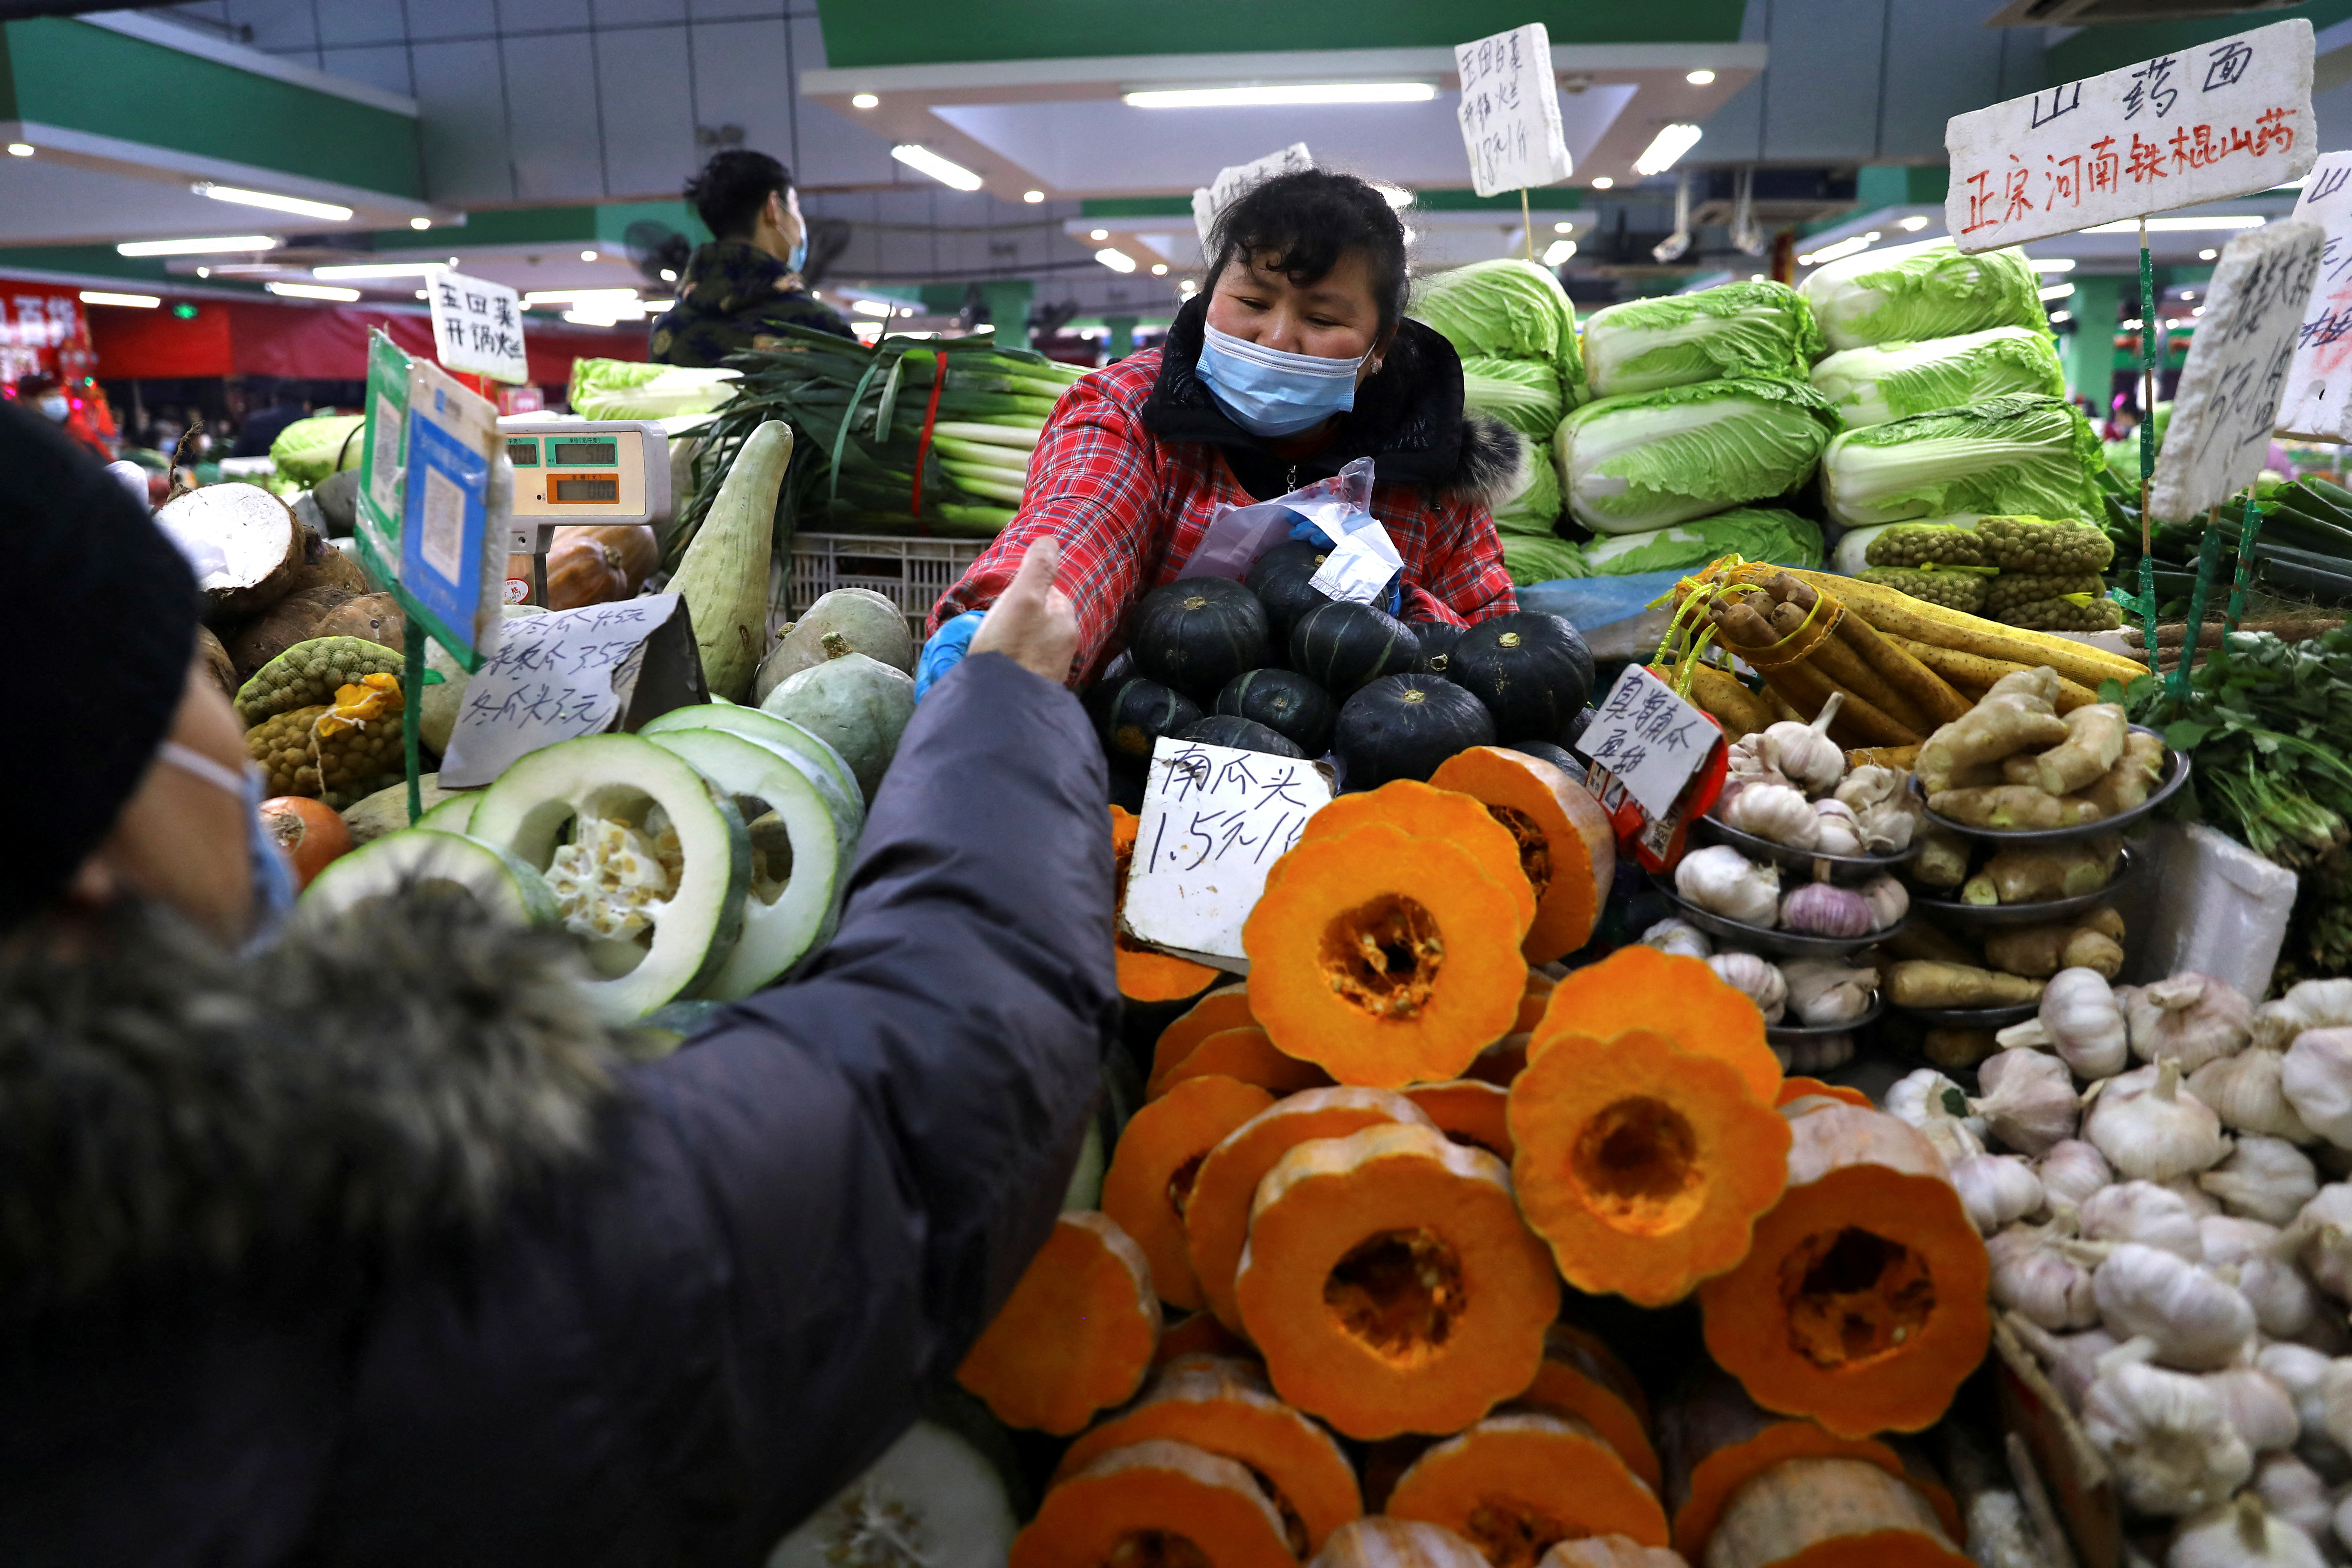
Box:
[1943,18,2316,255]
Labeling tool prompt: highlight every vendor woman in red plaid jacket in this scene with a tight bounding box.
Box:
[926,169,1525,688]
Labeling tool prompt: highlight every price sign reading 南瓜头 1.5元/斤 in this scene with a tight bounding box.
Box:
[1453,23,1573,200]
[1942,18,2315,254]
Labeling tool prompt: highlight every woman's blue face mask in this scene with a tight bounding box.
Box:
[1195,322,1367,438]
[155,740,297,951]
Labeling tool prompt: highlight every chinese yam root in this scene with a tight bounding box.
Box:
[1529,947,1782,1104]
[957,1211,1161,1434]
[1011,1438,1295,1568]
[1236,1122,1558,1439]
[1113,806,1220,1003]
[1699,1456,1970,1568]
[1386,1411,1671,1565]
[1430,747,1618,962]
[1103,1075,1277,1309]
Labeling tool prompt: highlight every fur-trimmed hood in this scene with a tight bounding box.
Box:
[0,896,623,1319]
[1143,294,1526,508]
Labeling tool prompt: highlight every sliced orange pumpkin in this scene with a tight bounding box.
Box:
[1111,804,1219,1004]
[957,1211,1161,1434]
[1151,1025,1333,1100]
[1660,1365,1906,1559]
[1530,946,1782,1104]
[1011,1438,1295,1568]
[1776,1077,1872,1110]
[1429,746,1617,963]
[1385,1411,1671,1561]
[1403,1079,1516,1162]
[1297,780,1537,933]
[1246,822,1529,1088]
[1102,1074,1277,1310]
[1152,1311,1250,1368]
[1149,984,1256,1090]
[1516,970,1556,1033]
[1520,1323,1662,1495]
[1699,1456,1971,1568]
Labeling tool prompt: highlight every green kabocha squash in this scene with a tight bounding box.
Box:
[1407,618,1468,674]
[1100,678,1203,763]
[759,632,916,803]
[1177,714,1307,759]
[1446,612,1595,742]
[1563,705,1596,752]
[1244,540,1333,641]
[1289,600,1421,699]
[1510,739,1585,776]
[1214,668,1335,756]
[1334,673,1497,790]
[1128,578,1269,702]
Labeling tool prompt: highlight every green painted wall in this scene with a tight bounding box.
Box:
[816,1,1745,69]
[2063,274,2122,402]
[1854,165,1947,208]
[1,20,422,199]
[2048,1,2352,82]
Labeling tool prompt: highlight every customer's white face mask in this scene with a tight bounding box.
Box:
[154,741,298,950]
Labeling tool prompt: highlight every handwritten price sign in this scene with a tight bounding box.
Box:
[1943,18,2314,254]
[2276,154,2352,442]
[1575,666,1715,820]
[1453,23,1573,200]
[1122,738,1335,964]
[437,595,693,786]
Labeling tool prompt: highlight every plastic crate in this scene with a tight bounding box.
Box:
[783,532,989,642]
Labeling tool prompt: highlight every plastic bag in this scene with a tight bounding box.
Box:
[1177,456,1401,610]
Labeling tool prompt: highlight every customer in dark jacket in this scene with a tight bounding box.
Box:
[651,149,855,364]
[0,398,1114,1566]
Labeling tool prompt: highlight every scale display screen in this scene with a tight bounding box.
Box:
[548,439,619,466]
[506,440,540,467]
[550,474,621,504]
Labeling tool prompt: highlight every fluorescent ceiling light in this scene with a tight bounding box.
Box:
[1799,234,1875,267]
[206,263,287,275]
[2050,310,2072,323]
[1542,239,1577,266]
[1023,190,1045,204]
[2199,248,2219,260]
[1590,176,1614,190]
[1553,221,1575,234]
[1095,247,1137,273]
[1633,124,1703,177]
[1089,228,1110,241]
[851,92,879,108]
[2083,215,2264,233]
[267,281,361,301]
[314,262,446,280]
[6,143,31,157]
[193,182,352,222]
[1373,184,1414,209]
[118,235,279,256]
[80,290,159,308]
[581,250,599,261]
[522,288,638,304]
[891,143,983,191]
[1898,214,1931,231]
[1125,81,1434,108]
[410,217,432,230]
[850,299,897,317]
[2040,282,2075,301]
[2032,258,2077,272]
[1686,70,1717,85]
[1151,263,1169,275]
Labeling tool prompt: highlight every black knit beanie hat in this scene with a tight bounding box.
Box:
[0,400,200,928]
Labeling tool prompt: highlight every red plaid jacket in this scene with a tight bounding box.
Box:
[927,347,1518,684]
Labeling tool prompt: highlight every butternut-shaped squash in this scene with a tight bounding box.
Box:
[1103,1074,1277,1309]
[1699,1106,1990,1438]
[1405,1080,1516,1162]
[1509,1029,1793,1307]
[1154,1311,1250,1367]
[1011,1438,1295,1568]
[957,1211,1161,1434]
[1187,1086,1434,1334]
[1700,1456,1970,1568]
[1236,1121,1558,1439]
[1149,984,1256,1090]
[1312,1518,1491,1568]
[1658,1365,1905,1559]
[1247,823,1530,1088]
[1530,947,1783,1105]
[1520,1324,1662,1495]
[1774,1078,1871,1110]
[1541,1540,1689,1568]
[1386,1411,1672,1564]
[1152,1025,1333,1100]
[1429,746,1616,963]
[1297,780,1538,932]
[1053,1354,1362,1554]
[1111,806,1221,1004]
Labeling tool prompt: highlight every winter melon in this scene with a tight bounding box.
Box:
[760,633,916,803]
[300,828,558,929]
[755,587,916,700]
[766,1417,1019,1568]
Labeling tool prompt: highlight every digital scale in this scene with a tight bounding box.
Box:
[496,416,673,605]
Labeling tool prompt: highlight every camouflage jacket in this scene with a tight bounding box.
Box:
[648,240,855,365]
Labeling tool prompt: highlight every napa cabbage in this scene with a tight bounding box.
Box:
[1462,356,1565,441]
[1810,326,2064,428]
[568,358,740,421]
[1410,258,1587,405]
[1575,508,1824,576]
[1800,238,2047,352]
[268,414,367,484]
[1820,394,2105,527]
[1554,377,1840,535]
[1582,281,1822,397]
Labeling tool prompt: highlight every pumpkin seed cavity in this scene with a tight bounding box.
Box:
[1323,1227,1462,1364]
[1778,1227,1936,1368]
[1321,896,1443,1018]
[1462,1500,1566,1568]
[1571,1098,1703,1234]
[1484,806,1553,900]
[1106,1531,1212,1568]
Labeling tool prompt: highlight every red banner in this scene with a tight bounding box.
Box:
[0,280,95,389]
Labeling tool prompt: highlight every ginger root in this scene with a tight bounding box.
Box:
[1916,673,2070,794]
[1960,837,2122,905]
[2083,730,2164,818]
[1931,785,2102,831]
[2035,703,2129,796]
[1887,960,2046,1009]
[1983,907,2127,978]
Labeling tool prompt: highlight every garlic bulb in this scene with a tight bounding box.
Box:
[1972,1047,2079,1156]
[2204,1366,2303,1452]
[2082,1342,2254,1515]
[1856,800,1918,854]
[2190,1038,2315,1143]
[2009,1315,2118,1411]
[2084,1060,2231,1182]
[2259,1343,2339,1441]
[2081,1180,2207,1260]
[1707,952,1787,1025]
[2000,967,2129,1081]
[2202,1137,2321,1227]
[2094,1242,2256,1369]
[1639,916,1714,960]
[1989,1215,2103,1329]
[2159,1176,2225,1218]
[2254,978,2352,1051]
[1954,1152,2046,1235]
[1834,763,1901,812]
[1675,845,1779,927]
[1726,730,1790,790]
[1886,1068,1989,1143]
[2201,1216,2319,1340]
[2251,1452,2335,1548]
[2038,1140,2115,1212]
[2129,972,2255,1073]
[1720,781,1819,849]
[1810,799,1864,856]
[1761,709,1843,794]
[1778,881,1875,938]
[2294,1184,2352,1304]
[1543,1538,1687,1568]
[1780,959,1877,1027]
[2167,1495,2326,1568]
[2324,1358,2352,1455]
[2283,1028,2352,1150]
[1855,873,1908,931]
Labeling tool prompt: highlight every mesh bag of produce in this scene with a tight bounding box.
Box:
[1863,522,1988,569]
[1856,565,1991,614]
[2000,593,2123,632]
[1984,571,2108,618]
[1977,514,2114,573]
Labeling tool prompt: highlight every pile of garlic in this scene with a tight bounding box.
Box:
[1894,973,2352,1562]
[1639,917,1877,1071]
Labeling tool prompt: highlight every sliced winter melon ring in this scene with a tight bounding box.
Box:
[769,1418,1019,1568]
[639,703,862,827]
[467,733,752,1022]
[415,792,478,834]
[299,828,558,929]
[643,726,849,1000]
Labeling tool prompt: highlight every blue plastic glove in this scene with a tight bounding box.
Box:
[913,610,985,699]
[1285,511,1403,617]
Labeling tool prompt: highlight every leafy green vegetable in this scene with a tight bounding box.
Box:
[1409,258,1586,405]
[1554,377,1839,535]
[1462,356,1564,441]
[268,414,367,484]
[1799,238,2048,352]
[1492,442,1561,535]
[1821,394,2105,528]
[1810,326,2064,428]
[1573,508,1823,576]
[1582,281,1823,398]
[569,358,742,421]
[1500,532,1590,586]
